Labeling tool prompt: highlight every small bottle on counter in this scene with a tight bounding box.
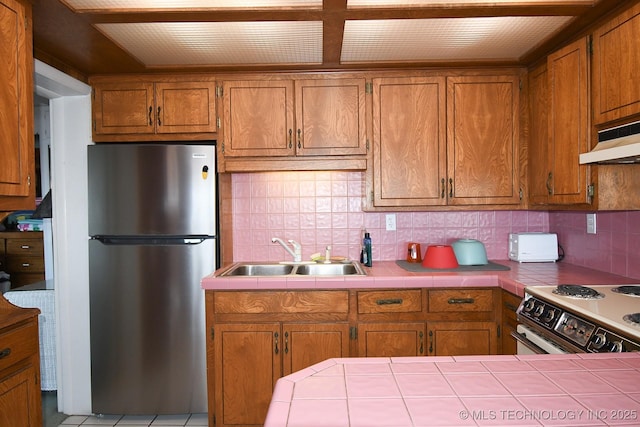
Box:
[362,232,372,267]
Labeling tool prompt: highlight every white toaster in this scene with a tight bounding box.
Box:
[508,232,559,263]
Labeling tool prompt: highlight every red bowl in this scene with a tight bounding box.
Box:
[421,245,459,269]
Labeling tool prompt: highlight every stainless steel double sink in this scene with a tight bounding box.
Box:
[218,261,366,277]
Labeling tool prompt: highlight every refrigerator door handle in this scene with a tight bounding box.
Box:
[93,236,216,245]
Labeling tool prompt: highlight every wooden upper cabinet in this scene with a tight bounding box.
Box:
[529,38,591,207]
[91,78,217,141]
[446,74,521,206]
[0,0,34,210]
[220,80,295,157]
[220,77,367,158]
[547,37,591,205]
[592,2,640,125]
[154,82,217,134]
[528,64,551,206]
[295,78,367,156]
[93,82,155,135]
[372,76,447,207]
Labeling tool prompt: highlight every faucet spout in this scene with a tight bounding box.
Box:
[271,237,302,262]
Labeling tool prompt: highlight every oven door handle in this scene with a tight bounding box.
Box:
[511,330,548,354]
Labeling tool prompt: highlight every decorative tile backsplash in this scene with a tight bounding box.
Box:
[230,171,639,280]
[231,171,550,263]
[549,211,640,280]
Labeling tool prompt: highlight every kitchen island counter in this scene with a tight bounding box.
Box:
[265,353,640,427]
[202,260,637,297]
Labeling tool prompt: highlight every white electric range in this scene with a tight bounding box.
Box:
[515,284,640,354]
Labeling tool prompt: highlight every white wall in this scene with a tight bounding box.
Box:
[35,60,93,415]
[50,95,92,415]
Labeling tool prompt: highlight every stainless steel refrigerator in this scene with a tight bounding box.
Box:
[88,143,217,415]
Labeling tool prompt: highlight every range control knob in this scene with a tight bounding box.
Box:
[542,309,556,323]
[533,305,545,317]
[610,341,624,352]
[523,300,536,312]
[592,333,607,349]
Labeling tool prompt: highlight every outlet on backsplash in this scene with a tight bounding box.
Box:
[385,214,396,231]
[586,213,597,234]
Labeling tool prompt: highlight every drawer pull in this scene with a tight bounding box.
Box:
[376,298,403,305]
[448,298,475,305]
[22,263,31,267]
[505,302,519,312]
[0,348,11,359]
[21,245,32,249]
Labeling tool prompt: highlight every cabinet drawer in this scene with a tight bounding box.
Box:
[0,321,38,373]
[6,257,45,273]
[6,239,43,256]
[357,290,422,314]
[429,289,494,312]
[502,291,522,323]
[214,291,349,314]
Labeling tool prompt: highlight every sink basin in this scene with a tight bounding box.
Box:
[219,263,295,277]
[218,261,366,277]
[294,263,365,276]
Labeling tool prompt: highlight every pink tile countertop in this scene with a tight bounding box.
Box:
[201,261,638,297]
[265,353,640,427]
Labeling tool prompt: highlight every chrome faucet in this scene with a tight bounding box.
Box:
[271,237,302,262]
[324,245,332,264]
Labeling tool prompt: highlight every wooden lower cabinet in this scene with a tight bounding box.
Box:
[1,232,45,288]
[282,323,350,375]
[0,296,41,427]
[500,291,523,355]
[212,321,349,426]
[357,323,426,357]
[207,290,350,427]
[0,365,41,427]
[213,323,279,426]
[206,287,501,426]
[427,321,498,356]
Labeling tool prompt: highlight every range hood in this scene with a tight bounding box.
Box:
[580,121,640,164]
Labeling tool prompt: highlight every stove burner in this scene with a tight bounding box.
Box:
[553,284,604,299]
[612,286,640,297]
[623,313,640,326]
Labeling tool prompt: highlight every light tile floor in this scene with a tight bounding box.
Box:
[43,391,208,427]
[57,413,208,426]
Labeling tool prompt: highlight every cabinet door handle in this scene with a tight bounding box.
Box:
[428,330,433,354]
[284,331,289,354]
[376,298,403,305]
[288,129,293,149]
[448,178,453,198]
[157,106,162,126]
[440,178,445,199]
[0,348,11,359]
[274,332,279,355]
[297,129,302,149]
[448,298,474,304]
[546,172,553,195]
[148,106,153,125]
[419,331,424,355]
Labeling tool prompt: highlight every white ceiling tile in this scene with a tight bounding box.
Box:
[341,16,573,63]
[64,0,321,11]
[95,21,323,66]
[347,0,593,6]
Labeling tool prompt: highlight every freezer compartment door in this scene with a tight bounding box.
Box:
[89,238,214,414]
[88,144,216,236]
